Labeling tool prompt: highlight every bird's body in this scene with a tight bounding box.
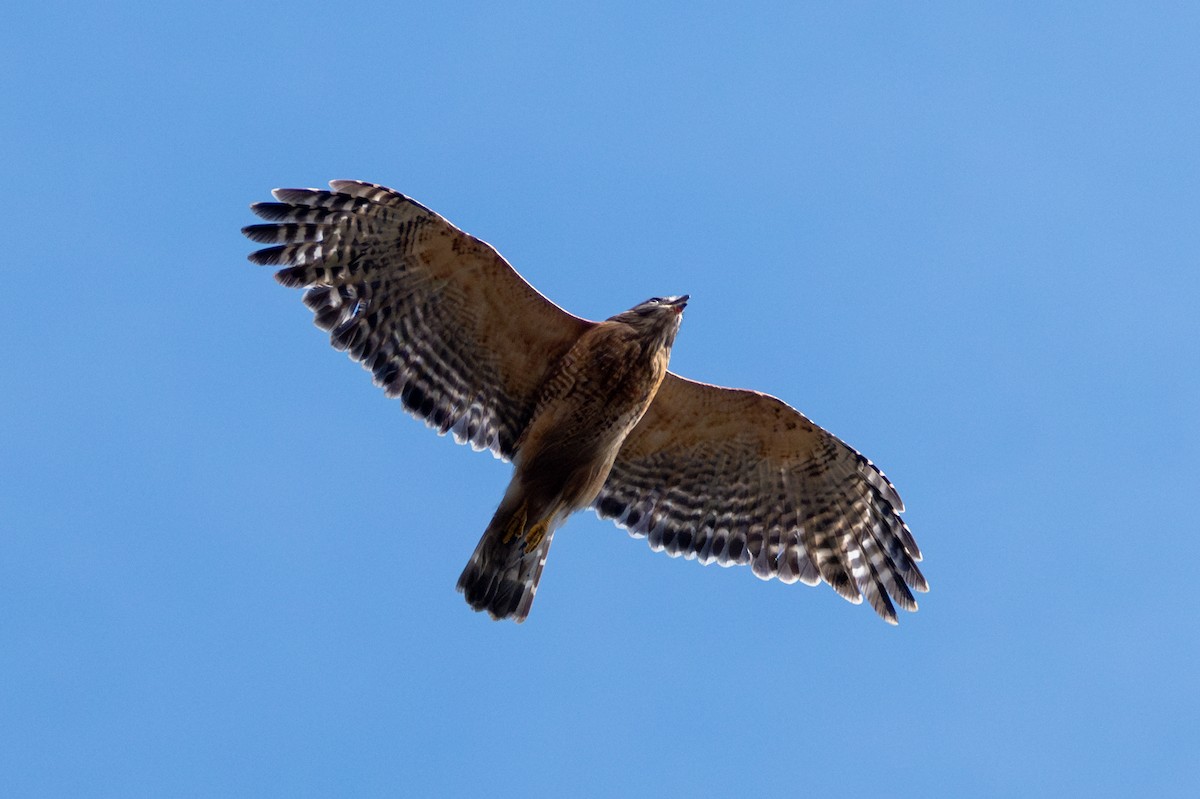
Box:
[459,299,684,618]
[244,180,927,623]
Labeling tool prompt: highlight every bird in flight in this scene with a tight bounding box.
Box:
[243,180,927,623]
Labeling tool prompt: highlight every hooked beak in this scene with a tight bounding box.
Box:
[667,294,689,313]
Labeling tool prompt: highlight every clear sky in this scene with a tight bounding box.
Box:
[3,2,1197,797]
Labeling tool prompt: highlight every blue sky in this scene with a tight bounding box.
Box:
[3,2,1197,796]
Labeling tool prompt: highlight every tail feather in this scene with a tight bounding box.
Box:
[457,509,558,622]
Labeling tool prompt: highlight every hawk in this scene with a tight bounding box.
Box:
[243,180,927,623]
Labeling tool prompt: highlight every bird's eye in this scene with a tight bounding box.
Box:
[648,297,662,304]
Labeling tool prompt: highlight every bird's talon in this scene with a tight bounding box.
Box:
[524,520,548,553]
[502,502,528,545]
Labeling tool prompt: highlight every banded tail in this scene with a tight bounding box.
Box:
[456,498,560,622]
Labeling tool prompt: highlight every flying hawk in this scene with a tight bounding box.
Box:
[243,180,927,623]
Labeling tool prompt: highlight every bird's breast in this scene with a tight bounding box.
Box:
[514,328,671,502]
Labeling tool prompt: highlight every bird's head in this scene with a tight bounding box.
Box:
[608,294,689,349]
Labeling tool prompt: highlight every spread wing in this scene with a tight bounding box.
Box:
[593,373,927,623]
[243,180,593,459]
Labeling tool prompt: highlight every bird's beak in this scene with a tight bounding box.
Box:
[668,295,689,313]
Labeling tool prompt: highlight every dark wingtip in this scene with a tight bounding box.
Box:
[273,266,310,288]
[247,245,287,265]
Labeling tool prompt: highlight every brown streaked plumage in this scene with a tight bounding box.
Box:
[243,180,927,623]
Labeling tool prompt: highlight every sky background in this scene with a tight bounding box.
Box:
[3,2,1198,796]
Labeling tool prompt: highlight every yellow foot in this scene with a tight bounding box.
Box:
[501,501,528,545]
[524,519,550,553]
